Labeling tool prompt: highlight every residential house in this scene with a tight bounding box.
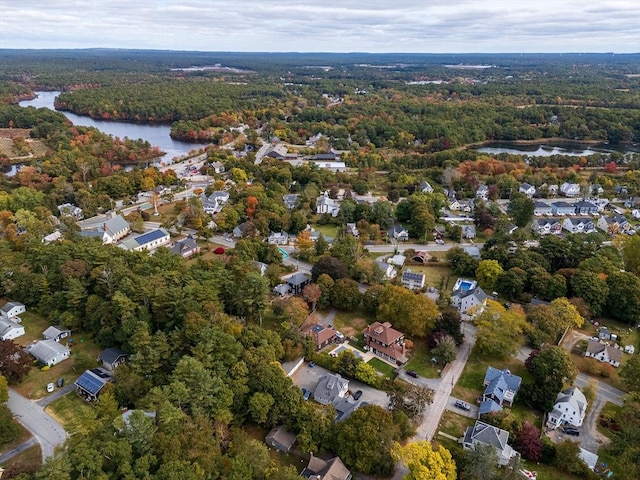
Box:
[316,192,341,217]
[265,144,298,161]
[27,339,70,367]
[252,261,268,276]
[285,272,311,295]
[597,215,631,235]
[534,201,552,216]
[463,245,482,259]
[333,397,361,421]
[57,203,84,220]
[282,193,299,210]
[476,184,489,200]
[462,225,476,239]
[412,251,431,264]
[362,321,408,366]
[547,387,587,430]
[43,231,63,244]
[451,278,488,315]
[551,201,575,216]
[301,454,352,480]
[591,184,604,196]
[0,317,25,341]
[201,191,230,214]
[232,221,251,238]
[401,270,426,290]
[387,225,409,241]
[387,254,406,268]
[314,373,349,405]
[463,421,519,466]
[375,260,397,280]
[532,218,562,236]
[461,199,475,213]
[598,327,612,341]
[432,226,445,239]
[168,236,201,258]
[479,367,522,415]
[211,161,225,174]
[42,325,71,342]
[449,199,462,211]
[75,368,112,402]
[345,223,359,237]
[585,340,622,367]
[420,181,434,193]
[519,183,536,197]
[119,228,171,252]
[80,214,130,244]
[632,209,640,219]
[307,324,338,351]
[560,182,581,197]
[273,283,291,297]
[0,301,26,319]
[98,348,127,371]
[548,184,559,196]
[265,425,297,453]
[267,231,289,245]
[563,217,596,234]
[573,200,598,215]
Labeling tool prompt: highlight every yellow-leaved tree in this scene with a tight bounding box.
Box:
[392,441,457,480]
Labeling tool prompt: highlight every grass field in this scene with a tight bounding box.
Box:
[45,394,96,435]
[404,341,441,378]
[400,264,454,291]
[438,410,475,438]
[311,223,339,239]
[367,357,397,379]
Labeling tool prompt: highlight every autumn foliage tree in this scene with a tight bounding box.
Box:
[513,420,543,461]
[391,441,456,480]
[0,340,32,384]
[246,195,258,219]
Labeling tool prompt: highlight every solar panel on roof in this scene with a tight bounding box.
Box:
[75,370,107,395]
[135,229,166,245]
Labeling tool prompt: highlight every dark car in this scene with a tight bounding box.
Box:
[56,378,64,388]
[302,388,311,401]
[406,370,419,378]
[308,361,316,368]
[353,390,363,400]
[454,400,471,411]
[562,427,580,436]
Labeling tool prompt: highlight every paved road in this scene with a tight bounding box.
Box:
[0,437,38,464]
[7,388,67,462]
[574,373,625,407]
[36,383,75,408]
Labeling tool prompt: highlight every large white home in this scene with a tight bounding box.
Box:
[519,183,536,197]
[313,373,349,405]
[451,278,488,315]
[585,340,622,367]
[201,191,230,215]
[563,217,596,234]
[0,317,25,341]
[533,201,552,216]
[532,218,562,236]
[119,228,171,252]
[27,339,70,367]
[316,192,340,217]
[0,301,26,319]
[548,387,587,430]
[80,214,131,244]
[560,182,581,197]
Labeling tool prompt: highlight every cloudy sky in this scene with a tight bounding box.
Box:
[1,0,638,53]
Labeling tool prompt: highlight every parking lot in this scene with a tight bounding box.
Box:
[291,362,389,409]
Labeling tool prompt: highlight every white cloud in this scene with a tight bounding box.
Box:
[0,0,638,52]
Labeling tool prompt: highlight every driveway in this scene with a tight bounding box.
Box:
[291,362,389,409]
[36,383,75,407]
[7,388,67,461]
[445,396,478,419]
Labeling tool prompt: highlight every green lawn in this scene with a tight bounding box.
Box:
[45,394,97,435]
[398,264,453,291]
[311,223,339,239]
[14,311,50,347]
[367,357,397,379]
[404,341,441,378]
[596,402,622,438]
[438,410,475,438]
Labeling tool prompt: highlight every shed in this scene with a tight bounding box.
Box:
[98,348,127,371]
[265,425,297,453]
[42,325,71,342]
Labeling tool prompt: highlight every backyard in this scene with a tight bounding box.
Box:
[403,341,442,378]
[45,394,97,435]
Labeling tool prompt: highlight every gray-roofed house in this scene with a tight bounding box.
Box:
[301,454,352,480]
[232,221,250,238]
[597,215,631,235]
[375,260,397,280]
[387,225,409,241]
[285,272,311,295]
[282,194,300,210]
[0,318,25,341]
[98,348,127,371]
[27,339,70,367]
[476,184,489,200]
[75,368,112,402]
[102,214,131,244]
[551,201,575,216]
[479,367,522,416]
[547,387,587,430]
[573,200,598,215]
[532,218,562,236]
[314,373,349,406]
[585,340,622,367]
[345,223,359,237]
[534,201,552,216]
[316,192,341,217]
[119,228,171,252]
[401,269,426,290]
[267,231,289,245]
[519,183,536,197]
[420,181,434,193]
[451,278,488,315]
[273,283,291,297]
[211,161,225,174]
[169,236,201,258]
[462,245,481,259]
[462,225,476,239]
[265,425,297,453]
[560,182,581,197]
[562,217,596,234]
[57,203,84,220]
[0,301,26,319]
[42,325,71,342]
[463,421,519,466]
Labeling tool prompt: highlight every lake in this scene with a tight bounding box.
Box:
[19,91,209,164]
[474,142,636,157]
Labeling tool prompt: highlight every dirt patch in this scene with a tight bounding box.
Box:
[340,317,367,337]
[560,329,590,352]
[0,128,30,139]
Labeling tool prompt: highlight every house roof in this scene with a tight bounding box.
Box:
[98,347,127,365]
[552,201,573,208]
[43,325,70,338]
[464,421,510,451]
[0,318,23,337]
[302,455,351,480]
[286,272,310,287]
[402,270,425,283]
[363,321,404,345]
[265,425,297,450]
[0,302,24,315]
[313,373,348,405]
[308,324,336,346]
[75,368,111,395]
[484,367,522,392]
[169,236,199,255]
[104,215,129,235]
[586,340,623,363]
[479,398,504,415]
[388,224,408,236]
[27,340,69,364]
[554,387,587,416]
[534,201,551,208]
[574,200,597,208]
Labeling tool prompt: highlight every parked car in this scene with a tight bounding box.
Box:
[454,400,471,411]
[56,378,64,388]
[562,427,580,436]
[406,370,419,378]
[435,239,445,245]
[302,388,311,401]
[353,390,363,400]
[308,361,316,368]
[46,382,55,393]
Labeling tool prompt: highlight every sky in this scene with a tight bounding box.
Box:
[0,0,639,53]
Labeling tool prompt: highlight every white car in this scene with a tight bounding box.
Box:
[46,382,55,393]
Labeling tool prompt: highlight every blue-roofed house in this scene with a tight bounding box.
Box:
[479,367,522,416]
[119,228,170,252]
[75,368,112,402]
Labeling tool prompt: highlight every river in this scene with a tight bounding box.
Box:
[474,142,637,157]
[19,91,209,165]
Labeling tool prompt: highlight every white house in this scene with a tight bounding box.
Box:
[563,217,596,234]
[548,387,587,430]
[375,260,397,280]
[585,340,622,368]
[80,214,130,244]
[401,270,426,290]
[560,182,581,197]
[267,231,289,245]
[451,278,488,315]
[476,184,489,200]
[42,325,71,342]
[201,191,230,215]
[27,339,70,367]
[119,229,171,252]
[532,218,562,236]
[387,225,409,241]
[57,203,84,220]
[519,183,536,197]
[316,192,340,217]
[0,317,25,341]
[420,181,434,193]
[533,201,552,216]
[597,215,631,235]
[0,301,26,319]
